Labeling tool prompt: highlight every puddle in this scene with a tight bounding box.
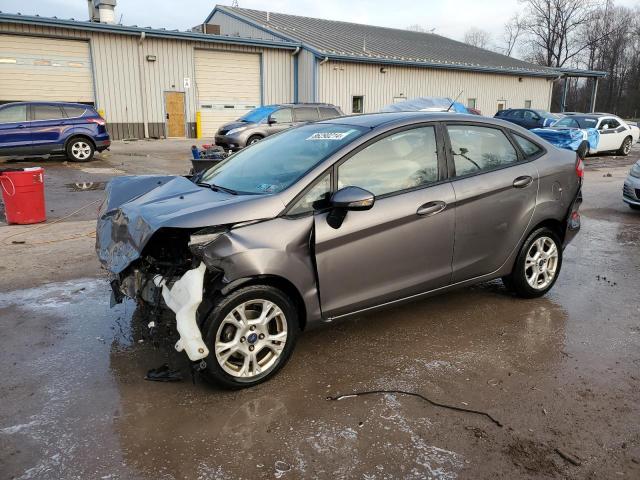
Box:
[75,167,125,175]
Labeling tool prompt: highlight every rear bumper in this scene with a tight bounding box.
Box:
[95,139,111,151]
[563,188,582,247]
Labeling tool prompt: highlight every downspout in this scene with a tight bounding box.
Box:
[315,56,329,103]
[138,31,149,139]
[292,47,300,103]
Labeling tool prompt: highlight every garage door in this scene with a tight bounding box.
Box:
[0,35,94,103]
[195,49,261,137]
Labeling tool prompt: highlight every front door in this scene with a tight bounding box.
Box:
[313,125,456,318]
[165,92,185,137]
[30,104,67,153]
[266,107,294,135]
[597,117,624,151]
[444,123,538,282]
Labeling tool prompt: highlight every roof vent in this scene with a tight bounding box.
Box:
[88,0,117,24]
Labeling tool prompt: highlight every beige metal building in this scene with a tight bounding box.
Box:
[0,4,603,141]
[206,6,562,116]
[0,11,297,139]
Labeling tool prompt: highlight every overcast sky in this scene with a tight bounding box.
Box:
[2,0,639,45]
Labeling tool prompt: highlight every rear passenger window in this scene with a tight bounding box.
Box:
[338,126,439,196]
[447,125,518,177]
[319,107,339,120]
[513,134,543,157]
[33,105,64,121]
[294,107,319,122]
[63,106,88,118]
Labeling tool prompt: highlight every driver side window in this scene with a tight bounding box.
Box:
[271,108,292,124]
[447,125,518,177]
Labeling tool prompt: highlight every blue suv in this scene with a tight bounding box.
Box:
[494,108,561,129]
[0,101,110,162]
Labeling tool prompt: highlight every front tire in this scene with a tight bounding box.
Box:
[200,285,299,389]
[618,136,632,156]
[66,137,95,162]
[246,135,263,146]
[502,227,562,298]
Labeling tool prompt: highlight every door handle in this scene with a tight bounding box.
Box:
[17,124,26,128]
[513,176,533,188]
[166,113,170,119]
[417,201,446,217]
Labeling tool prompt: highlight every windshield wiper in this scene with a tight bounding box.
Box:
[197,182,238,195]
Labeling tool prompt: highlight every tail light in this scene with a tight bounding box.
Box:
[575,155,584,179]
[88,117,106,126]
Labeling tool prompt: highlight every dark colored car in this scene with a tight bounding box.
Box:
[214,103,343,151]
[97,112,583,388]
[495,108,561,129]
[0,101,110,162]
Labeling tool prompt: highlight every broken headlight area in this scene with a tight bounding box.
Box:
[111,228,221,306]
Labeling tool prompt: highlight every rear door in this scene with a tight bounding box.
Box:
[0,104,31,154]
[313,124,456,318]
[30,104,67,152]
[445,123,538,282]
[293,107,320,126]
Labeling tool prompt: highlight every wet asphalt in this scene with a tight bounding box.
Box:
[0,142,639,479]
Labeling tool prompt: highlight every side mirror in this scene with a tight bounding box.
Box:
[327,186,375,229]
[267,116,277,125]
[330,186,375,210]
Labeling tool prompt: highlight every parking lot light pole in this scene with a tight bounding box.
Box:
[560,76,569,113]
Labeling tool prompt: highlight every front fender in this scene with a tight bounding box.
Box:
[195,216,322,324]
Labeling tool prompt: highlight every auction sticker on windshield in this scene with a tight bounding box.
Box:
[306,130,355,141]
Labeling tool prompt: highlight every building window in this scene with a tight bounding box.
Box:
[497,101,507,111]
[467,98,477,109]
[352,96,364,114]
[524,100,532,108]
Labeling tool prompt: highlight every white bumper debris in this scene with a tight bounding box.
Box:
[154,262,209,361]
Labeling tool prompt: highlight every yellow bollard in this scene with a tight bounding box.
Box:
[196,111,202,139]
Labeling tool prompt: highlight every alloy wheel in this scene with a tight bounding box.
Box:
[524,236,559,290]
[623,138,632,155]
[71,141,92,160]
[215,299,288,378]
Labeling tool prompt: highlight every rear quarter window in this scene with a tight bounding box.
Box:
[63,106,89,118]
[513,134,543,158]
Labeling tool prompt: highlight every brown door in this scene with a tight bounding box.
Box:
[165,91,185,137]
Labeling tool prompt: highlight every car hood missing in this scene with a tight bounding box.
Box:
[96,175,283,274]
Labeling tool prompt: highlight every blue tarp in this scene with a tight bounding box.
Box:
[380,97,469,114]
[530,127,599,152]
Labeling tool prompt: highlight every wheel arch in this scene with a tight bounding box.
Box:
[64,133,96,151]
[218,274,308,331]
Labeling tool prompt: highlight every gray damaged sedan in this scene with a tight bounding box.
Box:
[96,112,583,388]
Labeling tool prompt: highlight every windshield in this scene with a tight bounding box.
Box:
[553,116,598,128]
[238,106,278,123]
[201,123,366,194]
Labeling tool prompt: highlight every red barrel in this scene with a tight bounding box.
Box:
[0,167,46,224]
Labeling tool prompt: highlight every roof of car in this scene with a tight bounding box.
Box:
[319,111,502,129]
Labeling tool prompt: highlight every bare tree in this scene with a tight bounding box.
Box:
[463,27,491,49]
[519,0,599,67]
[502,14,524,56]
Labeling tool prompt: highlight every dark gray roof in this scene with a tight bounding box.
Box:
[213,6,558,77]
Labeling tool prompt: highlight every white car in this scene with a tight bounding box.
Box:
[552,113,639,155]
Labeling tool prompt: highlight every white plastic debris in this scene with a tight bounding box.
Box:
[154,262,209,361]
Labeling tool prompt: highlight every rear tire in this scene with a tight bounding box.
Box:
[618,136,632,156]
[629,204,640,211]
[502,227,562,298]
[66,137,95,162]
[200,285,299,389]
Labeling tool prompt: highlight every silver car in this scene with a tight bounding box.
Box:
[623,160,640,210]
[97,112,583,388]
[214,103,343,151]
